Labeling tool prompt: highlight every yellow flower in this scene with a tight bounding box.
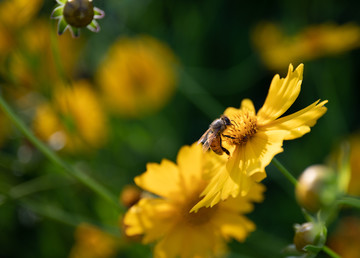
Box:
[0,0,43,70]
[193,64,327,210]
[124,143,265,258]
[7,19,83,90]
[252,23,360,70]
[96,36,177,117]
[33,80,107,153]
[69,223,118,258]
[0,0,43,29]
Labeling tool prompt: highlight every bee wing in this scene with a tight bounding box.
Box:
[198,129,215,152]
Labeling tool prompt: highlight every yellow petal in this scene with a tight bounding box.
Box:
[176,143,204,194]
[214,210,256,242]
[244,130,287,176]
[257,64,304,125]
[221,183,266,213]
[123,198,176,243]
[154,224,221,258]
[240,99,256,113]
[263,100,328,140]
[191,148,254,212]
[134,159,180,199]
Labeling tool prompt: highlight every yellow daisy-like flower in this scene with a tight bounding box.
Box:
[0,0,43,29]
[69,223,118,258]
[124,143,265,258]
[193,64,327,210]
[96,36,177,118]
[33,80,107,153]
[252,22,360,70]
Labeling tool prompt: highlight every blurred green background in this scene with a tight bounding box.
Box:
[0,0,360,257]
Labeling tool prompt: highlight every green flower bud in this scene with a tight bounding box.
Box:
[63,0,94,28]
[293,222,325,252]
[295,165,337,213]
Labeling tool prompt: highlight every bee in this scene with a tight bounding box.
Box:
[198,115,232,155]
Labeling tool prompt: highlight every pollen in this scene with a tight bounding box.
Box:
[223,111,258,145]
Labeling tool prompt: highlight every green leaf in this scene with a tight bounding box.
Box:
[57,17,68,35]
[50,6,63,19]
[56,0,67,4]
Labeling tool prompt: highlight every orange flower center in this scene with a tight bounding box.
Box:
[223,111,258,145]
[181,192,218,226]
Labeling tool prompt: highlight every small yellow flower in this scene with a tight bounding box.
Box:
[252,23,360,70]
[7,19,83,90]
[33,80,107,153]
[0,0,43,69]
[96,36,177,118]
[124,143,265,258]
[69,223,118,258]
[0,0,43,29]
[194,64,327,210]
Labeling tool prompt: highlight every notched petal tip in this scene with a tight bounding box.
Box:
[87,20,100,33]
[51,6,64,19]
[93,7,105,19]
[70,26,80,38]
[57,18,68,35]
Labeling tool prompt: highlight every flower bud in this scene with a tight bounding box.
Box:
[295,165,337,213]
[293,222,323,252]
[63,0,94,28]
[119,185,142,208]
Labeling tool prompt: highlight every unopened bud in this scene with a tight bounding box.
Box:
[293,222,321,252]
[119,185,142,208]
[63,0,94,28]
[296,165,337,213]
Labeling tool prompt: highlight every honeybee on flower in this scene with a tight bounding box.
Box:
[51,0,104,37]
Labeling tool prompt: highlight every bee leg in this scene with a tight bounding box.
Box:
[222,134,236,139]
[221,146,230,156]
[219,135,230,155]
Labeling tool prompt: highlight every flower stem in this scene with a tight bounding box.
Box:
[271,158,298,186]
[336,196,360,209]
[322,246,341,258]
[0,94,121,211]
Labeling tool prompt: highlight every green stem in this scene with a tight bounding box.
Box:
[271,158,298,186]
[0,94,121,211]
[322,246,341,258]
[336,196,360,209]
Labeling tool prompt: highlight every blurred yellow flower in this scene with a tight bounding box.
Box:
[69,223,118,258]
[96,36,177,117]
[124,143,265,258]
[7,19,83,90]
[328,216,360,258]
[33,80,107,153]
[0,0,43,69]
[252,23,360,70]
[194,64,327,210]
[0,0,43,29]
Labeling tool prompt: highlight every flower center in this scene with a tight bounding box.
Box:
[223,111,258,145]
[181,192,218,226]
